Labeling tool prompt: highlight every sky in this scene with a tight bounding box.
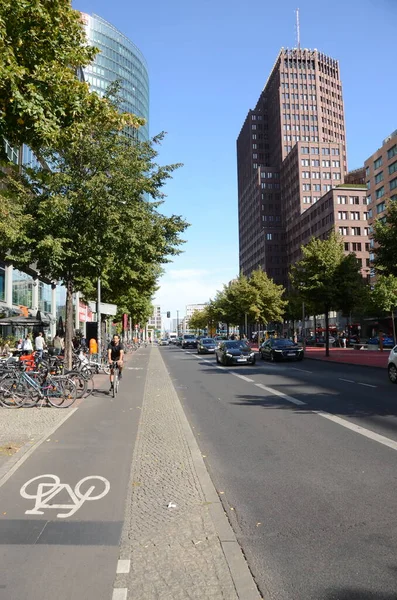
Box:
[73,0,397,328]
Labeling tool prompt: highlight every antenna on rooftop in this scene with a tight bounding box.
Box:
[295,8,301,49]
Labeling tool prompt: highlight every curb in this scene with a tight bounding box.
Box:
[164,352,262,600]
[304,355,387,370]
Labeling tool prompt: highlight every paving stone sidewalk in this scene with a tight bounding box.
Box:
[114,348,259,600]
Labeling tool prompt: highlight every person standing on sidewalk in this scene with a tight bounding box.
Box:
[35,331,45,360]
[107,334,124,392]
[22,334,33,355]
[341,331,347,349]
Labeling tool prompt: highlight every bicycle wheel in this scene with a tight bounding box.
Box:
[66,372,87,399]
[0,377,26,408]
[115,369,120,394]
[47,378,77,408]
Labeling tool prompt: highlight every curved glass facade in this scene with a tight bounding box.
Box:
[81,13,149,142]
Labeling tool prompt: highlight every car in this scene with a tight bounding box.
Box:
[388,345,397,383]
[215,340,256,366]
[159,339,169,346]
[175,337,183,346]
[197,338,217,354]
[181,334,197,349]
[368,336,396,348]
[260,338,304,362]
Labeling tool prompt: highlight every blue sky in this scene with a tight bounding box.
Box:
[74,0,396,325]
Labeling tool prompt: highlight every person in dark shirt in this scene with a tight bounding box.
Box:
[107,334,124,391]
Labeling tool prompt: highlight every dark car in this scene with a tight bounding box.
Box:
[215,341,256,366]
[197,338,217,354]
[181,334,197,349]
[260,338,304,362]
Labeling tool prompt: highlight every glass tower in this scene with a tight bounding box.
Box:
[81,13,149,142]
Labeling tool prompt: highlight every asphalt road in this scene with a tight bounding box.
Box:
[161,345,397,600]
[0,349,150,600]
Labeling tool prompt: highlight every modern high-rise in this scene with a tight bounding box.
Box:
[237,47,348,284]
[80,13,149,142]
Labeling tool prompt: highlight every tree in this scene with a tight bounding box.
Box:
[0,112,188,367]
[290,231,363,356]
[189,309,208,333]
[373,199,397,276]
[248,268,286,326]
[370,274,397,342]
[0,1,123,158]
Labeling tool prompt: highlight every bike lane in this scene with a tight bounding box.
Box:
[0,349,150,600]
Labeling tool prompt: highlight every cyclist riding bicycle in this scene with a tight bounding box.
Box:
[108,334,124,392]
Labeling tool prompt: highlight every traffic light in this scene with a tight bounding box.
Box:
[167,311,171,318]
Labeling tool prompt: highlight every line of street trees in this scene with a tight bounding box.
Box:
[0,1,188,366]
[189,215,397,357]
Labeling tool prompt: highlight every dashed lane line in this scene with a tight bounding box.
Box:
[254,382,306,406]
[358,382,377,388]
[339,378,355,383]
[116,560,131,574]
[291,367,313,374]
[229,371,254,383]
[112,589,128,600]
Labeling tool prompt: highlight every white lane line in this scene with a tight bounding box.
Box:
[229,371,254,383]
[112,588,128,600]
[255,383,306,406]
[358,382,377,388]
[316,412,397,452]
[339,378,355,383]
[116,560,131,574]
[291,368,312,374]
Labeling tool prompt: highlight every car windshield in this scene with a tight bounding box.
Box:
[184,335,195,339]
[271,339,296,347]
[224,341,250,350]
[202,339,214,345]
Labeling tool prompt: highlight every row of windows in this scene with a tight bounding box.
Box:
[338,227,369,236]
[337,196,366,205]
[284,135,319,142]
[302,183,333,192]
[344,242,371,252]
[281,71,317,80]
[301,147,340,155]
[281,103,318,111]
[284,125,319,131]
[301,159,340,167]
[302,171,341,180]
[337,211,368,220]
[303,196,321,204]
[281,83,317,90]
[282,104,318,112]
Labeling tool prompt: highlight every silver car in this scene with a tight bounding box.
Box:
[388,345,397,383]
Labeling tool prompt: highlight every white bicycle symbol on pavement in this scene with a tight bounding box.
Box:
[20,474,110,519]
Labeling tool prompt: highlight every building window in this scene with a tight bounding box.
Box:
[311,159,320,167]
[337,196,347,204]
[301,146,309,154]
[333,172,341,180]
[252,124,257,130]
[302,171,311,178]
[313,183,321,191]
[302,183,311,191]
[352,242,361,251]
[376,202,386,214]
[366,195,372,205]
[364,227,370,236]
[365,166,370,177]
[374,156,383,170]
[339,227,349,235]
[39,282,52,313]
[311,147,319,154]
[363,212,369,220]
[387,144,397,160]
[322,172,331,179]
[322,160,330,167]
[389,160,397,176]
[266,233,272,240]
[350,211,360,220]
[375,186,385,199]
[351,227,361,236]
[374,171,384,184]
[338,211,348,220]
[349,196,359,205]
[322,148,330,155]
[12,269,34,308]
[303,196,312,204]
[366,181,371,189]
[368,208,373,219]
[301,159,310,166]
[390,177,397,191]
[332,160,340,167]
[312,171,320,179]
[344,242,349,251]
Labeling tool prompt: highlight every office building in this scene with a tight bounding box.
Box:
[80,13,149,142]
[237,47,348,284]
[147,305,162,332]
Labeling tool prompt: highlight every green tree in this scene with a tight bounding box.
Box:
[0,1,129,158]
[370,274,397,342]
[290,231,363,356]
[373,198,397,276]
[189,309,208,333]
[0,113,188,366]
[248,267,286,326]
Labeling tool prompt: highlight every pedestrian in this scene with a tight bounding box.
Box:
[17,338,23,351]
[22,334,33,355]
[341,331,347,349]
[35,331,45,360]
[53,333,63,356]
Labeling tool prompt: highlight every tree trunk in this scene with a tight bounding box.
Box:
[65,280,74,371]
[325,308,330,357]
[226,322,230,337]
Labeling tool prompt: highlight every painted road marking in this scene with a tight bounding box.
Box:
[116,560,131,574]
[291,368,312,374]
[254,383,306,406]
[339,378,355,383]
[358,382,377,388]
[20,474,110,519]
[112,589,128,600]
[229,372,254,383]
[316,412,397,452]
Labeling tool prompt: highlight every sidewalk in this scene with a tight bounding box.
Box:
[113,347,261,600]
[303,346,389,368]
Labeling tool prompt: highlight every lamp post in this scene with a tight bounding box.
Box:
[302,301,306,350]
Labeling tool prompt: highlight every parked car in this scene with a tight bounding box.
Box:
[159,338,169,346]
[181,334,197,349]
[368,336,396,348]
[197,338,217,354]
[260,338,304,362]
[215,341,256,366]
[388,346,397,383]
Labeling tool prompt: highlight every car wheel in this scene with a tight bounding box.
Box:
[270,351,275,362]
[216,354,220,364]
[388,363,397,383]
[251,357,256,365]
[297,354,304,361]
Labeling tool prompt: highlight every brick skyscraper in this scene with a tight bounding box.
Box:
[237,47,348,285]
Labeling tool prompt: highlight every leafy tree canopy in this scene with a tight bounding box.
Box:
[373,199,397,277]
